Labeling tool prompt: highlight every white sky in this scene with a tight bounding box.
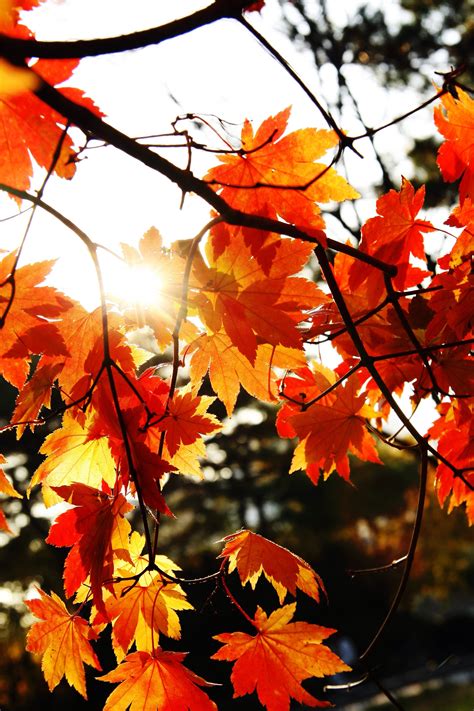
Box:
[1,0,448,305]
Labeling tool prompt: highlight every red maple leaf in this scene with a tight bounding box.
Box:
[46,483,133,614]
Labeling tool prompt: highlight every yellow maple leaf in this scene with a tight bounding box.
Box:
[26,589,101,698]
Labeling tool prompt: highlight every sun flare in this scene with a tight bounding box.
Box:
[104,259,164,310]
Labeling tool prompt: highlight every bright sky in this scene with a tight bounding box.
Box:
[1,0,444,307]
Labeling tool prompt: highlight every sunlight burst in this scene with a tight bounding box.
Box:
[104,259,164,310]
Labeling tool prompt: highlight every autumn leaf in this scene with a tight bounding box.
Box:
[157,391,221,457]
[435,87,474,203]
[219,530,324,604]
[0,252,72,388]
[25,588,101,698]
[29,409,117,506]
[348,178,434,303]
[0,454,21,532]
[193,228,326,363]
[289,376,381,484]
[205,107,358,240]
[99,649,218,711]
[86,379,175,514]
[46,483,132,614]
[11,361,63,437]
[213,603,350,711]
[0,508,10,532]
[429,401,474,523]
[0,46,102,199]
[118,228,193,351]
[105,574,193,661]
[0,453,21,498]
[188,330,304,417]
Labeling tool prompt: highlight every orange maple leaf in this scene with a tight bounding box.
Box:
[99,649,218,711]
[157,391,221,457]
[0,453,21,499]
[289,376,381,484]
[188,331,303,416]
[0,39,102,199]
[429,401,474,523]
[213,603,350,711]
[11,361,63,437]
[193,228,326,363]
[28,409,117,506]
[0,454,21,532]
[0,253,72,388]
[348,178,434,303]
[219,530,324,604]
[118,227,192,351]
[100,539,193,661]
[25,588,101,699]
[205,107,358,239]
[46,483,132,614]
[435,87,474,203]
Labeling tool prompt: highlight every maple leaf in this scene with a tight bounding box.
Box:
[0,453,21,498]
[86,379,174,514]
[29,409,117,506]
[157,391,221,457]
[213,603,350,711]
[0,454,21,532]
[0,508,10,532]
[99,649,218,711]
[11,361,63,437]
[289,376,381,484]
[0,252,72,388]
[117,228,194,351]
[46,483,132,614]
[429,401,474,523]
[105,574,193,661]
[219,530,324,604]
[25,588,101,698]
[193,229,326,363]
[52,304,136,404]
[435,87,474,202]
[348,178,434,303]
[205,107,358,241]
[0,41,102,199]
[426,261,473,342]
[188,330,304,416]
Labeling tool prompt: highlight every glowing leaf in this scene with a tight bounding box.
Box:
[99,649,218,711]
[46,483,132,614]
[0,253,72,388]
[11,361,63,437]
[435,87,474,202]
[26,588,101,698]
[348,178,434,302]
[213,603,350,711]
[219,530,324,604]
[29,410,117,506]
[0,50,102,200]
[105,572,193,661]
[205,107,358,239]
[289,376,381,483]
[0,454,21,498]
[158,391,221,457]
